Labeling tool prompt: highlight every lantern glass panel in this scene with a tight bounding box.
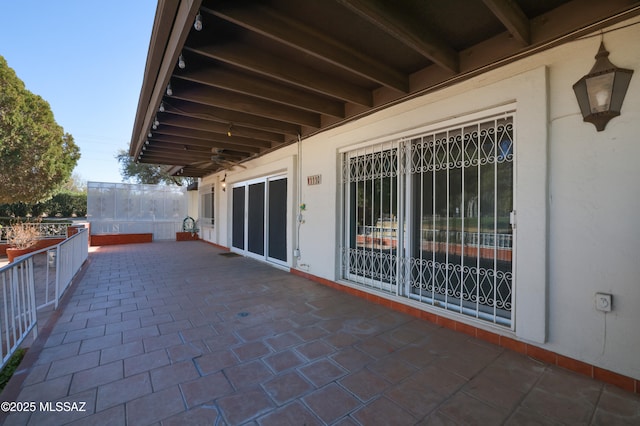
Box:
[585,72,615,113]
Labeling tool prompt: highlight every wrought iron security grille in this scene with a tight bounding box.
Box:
[342,142,400,293]
[341,114,514,327]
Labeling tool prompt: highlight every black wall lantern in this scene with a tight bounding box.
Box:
[573,41,633,131]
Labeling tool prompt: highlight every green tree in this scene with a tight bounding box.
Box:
[0,56,80,203]
[116,149,192,186]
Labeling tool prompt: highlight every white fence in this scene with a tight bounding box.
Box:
[87,182,186,240]
[0,228,89,368]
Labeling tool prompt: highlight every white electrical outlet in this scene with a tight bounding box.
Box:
[595,293,612,312]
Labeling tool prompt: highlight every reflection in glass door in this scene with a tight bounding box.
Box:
[342,113,514,327]
[407,116,514,326]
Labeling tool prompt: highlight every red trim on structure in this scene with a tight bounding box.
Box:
[290,268,639,394]
[90,233,152,246]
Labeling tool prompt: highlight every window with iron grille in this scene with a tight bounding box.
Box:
[341,113,514,327]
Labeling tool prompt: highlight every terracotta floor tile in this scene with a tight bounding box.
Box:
[263,349,306,373]
[265,332,303,351]
[96,372,152,412]
[303,383,360,423]
[6,242,639,426]
[62,325,106,344]
[193,349,236,375]
[180,324,218,342]
[437,391,510,425]
[78,332,123,354]
[150,360,200,391]
[504,407,563,425]
[352,396,417,426]
[126,385,185,424]
[331,347,374,372]
[224,359,274,390]
[161,405,221,426]
[232,340,272,361]
[295,340,335,360]
[180,371,233,408]
[258,401,323,426]
[367,357,417,383]
[122,324,160,343]
[293,326,329,342]
[158,319,193,335]
[100,340,144,365]
[123,348,170,376]
[339,368,390,402]
[355,336,398,359]
[385,378,445,418]
[47,351,101,379]
[323,331,361,349]
[142,332,183,352]
[16,374,72,403]
[103,318,141,335]
[66,404,125,426]
[299,359,347,388]
[263,371,314,405]
[463,374,527,410]
[217,388,275,424]
[69,360,123,394]
[35,341,81,365]
[25,388,97,426]
[521,387,599,424]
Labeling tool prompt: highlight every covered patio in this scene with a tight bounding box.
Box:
[1,241,638,425]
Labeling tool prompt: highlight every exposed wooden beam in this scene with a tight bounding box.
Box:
[158,114,285,144]
[481,0,530,45]
[146,140,213,153]
[336,0,459,73]
[171,81,320,127]
[144,147,247,162]
[162,99,302,136]
[175,64,345,117]
[186,43,373,107]
[142,151,209,163]
[150,133,263,154]
[204,4,409,92]
[154,124,273,149]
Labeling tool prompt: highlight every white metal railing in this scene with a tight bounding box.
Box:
[0,228,89,369]
[0,255,38,369]
[55,229,89,308]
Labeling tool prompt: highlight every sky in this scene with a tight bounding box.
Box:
[0,0,157,184]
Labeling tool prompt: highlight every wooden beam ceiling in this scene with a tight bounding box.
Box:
[131,0,640,177]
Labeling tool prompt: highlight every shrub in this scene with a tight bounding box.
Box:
[6,220,41,249]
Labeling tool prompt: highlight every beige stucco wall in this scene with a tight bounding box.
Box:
[199,17,640,380]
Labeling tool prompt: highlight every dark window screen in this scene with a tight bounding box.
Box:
[247,183,265,255]
[268,179,287,261]
[232,186,245,249]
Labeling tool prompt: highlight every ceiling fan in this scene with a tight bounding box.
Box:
[193,148,247,170]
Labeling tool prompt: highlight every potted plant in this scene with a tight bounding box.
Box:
[6,220,41,263]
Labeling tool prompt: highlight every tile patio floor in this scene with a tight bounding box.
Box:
[1,241,639,425]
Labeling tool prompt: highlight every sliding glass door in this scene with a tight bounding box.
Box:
[342,113,514,327]
[232,176,288,265]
